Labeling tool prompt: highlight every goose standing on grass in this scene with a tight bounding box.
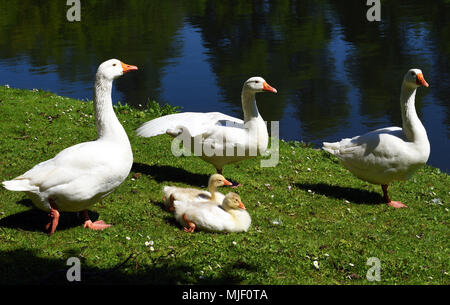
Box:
[2,59,138,234]
[163,174,232,212]
[322,69,430,208]
[136,77,277,185]
[174,192,251,233]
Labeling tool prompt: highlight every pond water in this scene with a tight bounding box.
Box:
[0,0,448,173]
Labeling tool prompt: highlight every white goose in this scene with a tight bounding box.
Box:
[322,69,430,208]
[2,59,137,234]
[136,77,277,182]
[174,192,251,233]
[163,174,232,212]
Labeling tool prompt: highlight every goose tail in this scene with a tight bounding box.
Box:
[2,178,38,192]
[322,141,340,155]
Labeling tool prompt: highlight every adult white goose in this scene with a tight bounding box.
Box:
[163,174,232,212]
[174,192,251,233]
[136,77,277,182]
[322,68,430,208]
[2,59,137,234]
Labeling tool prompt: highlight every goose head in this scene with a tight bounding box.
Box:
[403,69,429,89]
[97,59,138,81]
[243,76,277,94]
[222,192,246,211]
[208,174,233,188]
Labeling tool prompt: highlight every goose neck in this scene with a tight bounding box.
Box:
[400,84,427,144]
[241,89,259,122]
[94,75,128,142]
[208,183,217,201]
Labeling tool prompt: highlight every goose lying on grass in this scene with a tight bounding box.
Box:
[173,192,251,233]
[2,59,137,234]
[136,76,277,185]
[322,69,430,208]
[163,174,232,212]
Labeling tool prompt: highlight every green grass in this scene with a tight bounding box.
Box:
[0,86,448,285]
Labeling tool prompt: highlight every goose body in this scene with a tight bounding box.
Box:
[174,193,251,233]
[136,77,277,176]
[3,139,132,212]
[2,59,138,233]
[322,69,430,207]
[162,174,232,211]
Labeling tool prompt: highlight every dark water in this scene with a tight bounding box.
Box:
[0,0,449,172]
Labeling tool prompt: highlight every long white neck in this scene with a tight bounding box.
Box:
[400,83,428,144]
[241,87,269,153]
[208,183,217,201]
[94,74,129,142]
[241,89,260,123]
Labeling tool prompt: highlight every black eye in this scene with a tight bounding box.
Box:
[255,80,259,83]
[411,71,415,76]
[113,63,117,67]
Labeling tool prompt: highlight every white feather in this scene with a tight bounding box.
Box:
[136,77,277,171]
[174,200,251,233]
[322,69,430,186]
[2,59,134,213]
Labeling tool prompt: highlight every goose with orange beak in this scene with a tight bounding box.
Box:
[2,59,137,234]
[173,192,251,233]
[323,69,430,208]
[163,174,233,212]
[136,76,277,186]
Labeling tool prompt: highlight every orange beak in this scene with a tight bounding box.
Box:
[238,201,246,210]
[223,179,233,186]
[416,73,429,87]
[121,62,138,74]
[263,81,277,93]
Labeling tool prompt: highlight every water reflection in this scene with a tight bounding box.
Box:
[0,0,448,172]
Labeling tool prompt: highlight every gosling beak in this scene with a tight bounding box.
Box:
[223,179,233,186]
[238,201,246,210]
[416,73,429,87]
[263,81,277,93]
[121,62,138,74]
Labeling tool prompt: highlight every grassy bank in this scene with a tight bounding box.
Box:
[0,86,448,285]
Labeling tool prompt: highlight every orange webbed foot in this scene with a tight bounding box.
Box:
[82,210,111,230]
[387,201,407,208]
[381,185,407,208]
[183,213,196,233]
[83,219,112,230]
[229,183,242,188]
[183,226,195,233]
